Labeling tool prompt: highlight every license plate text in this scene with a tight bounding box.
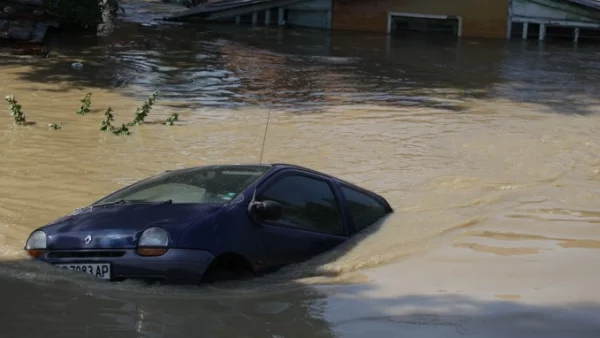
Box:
[55,263,111,280]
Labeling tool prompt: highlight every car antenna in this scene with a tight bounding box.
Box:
[258,106,272,166]
[250,106,272,205]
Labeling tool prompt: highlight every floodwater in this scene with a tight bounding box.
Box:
[1,1,600,337]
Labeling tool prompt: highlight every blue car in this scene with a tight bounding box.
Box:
[24,163,393,283]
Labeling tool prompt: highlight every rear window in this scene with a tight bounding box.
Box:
[341,186,389,232]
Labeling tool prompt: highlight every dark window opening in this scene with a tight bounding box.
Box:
[579,28,600,41]
[229,9,286,25]
[546,25,578,41]
[510,22,541,39]
[391,15,459,37]
[256,10,266,23]
[510,22,524,38]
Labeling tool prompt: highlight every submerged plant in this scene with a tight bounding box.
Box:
[76,92,92,115]
[5,89,163,135]
[111,123,130,136]
[164,112,179,126]
[100,107,130,135]
[128,90,159,126]
[99,107,115,132]
[5,95,27,125]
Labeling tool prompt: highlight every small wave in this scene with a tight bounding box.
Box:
[288,55,361,65]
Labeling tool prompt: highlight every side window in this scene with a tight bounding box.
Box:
[258,175,345,236]
[341,186,388,232]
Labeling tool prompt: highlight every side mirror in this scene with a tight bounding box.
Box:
[248,200,283,221]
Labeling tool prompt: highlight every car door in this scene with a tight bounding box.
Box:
[253,171,349,270]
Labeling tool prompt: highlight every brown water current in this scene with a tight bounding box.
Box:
[1,0,600,337]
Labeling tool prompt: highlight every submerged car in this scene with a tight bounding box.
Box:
[24,163,393,283]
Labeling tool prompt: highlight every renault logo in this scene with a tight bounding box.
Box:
[84,235,92,245]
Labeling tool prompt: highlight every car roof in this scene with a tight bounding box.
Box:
[163,163,391,210]
[179,162,364,186]
[183,162,335,177]
[174,163,328,177]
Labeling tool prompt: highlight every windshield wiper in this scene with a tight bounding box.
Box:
[94,199,129,207]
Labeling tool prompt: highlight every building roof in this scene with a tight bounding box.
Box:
[566,0,600,11]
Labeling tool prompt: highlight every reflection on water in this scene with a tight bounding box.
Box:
[1,0,600,336]
[0,266,335,338]
[7,9,600,113]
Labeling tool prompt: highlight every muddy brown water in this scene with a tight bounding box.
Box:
[1,0,600,337]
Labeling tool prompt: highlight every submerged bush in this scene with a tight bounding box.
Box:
[5,95,27,126]
[5,90,178,135]
[164,113,179,126]
[100,107,131,135]
[76,93,92,115]
[128,90,159,127]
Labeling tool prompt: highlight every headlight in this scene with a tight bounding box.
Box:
[25,230,47,258]
[136,227,169,257]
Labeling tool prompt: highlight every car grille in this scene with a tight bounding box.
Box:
[47,250,126,259]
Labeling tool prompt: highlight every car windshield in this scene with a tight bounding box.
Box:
[93,165,271,205]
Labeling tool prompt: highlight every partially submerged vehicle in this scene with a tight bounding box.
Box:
[24,163,393,283]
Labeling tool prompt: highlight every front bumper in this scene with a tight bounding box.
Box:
[36,248,215,283]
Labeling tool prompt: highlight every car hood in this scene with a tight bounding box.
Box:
[41,203,222,250]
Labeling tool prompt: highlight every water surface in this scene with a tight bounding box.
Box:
[1,1,600,337]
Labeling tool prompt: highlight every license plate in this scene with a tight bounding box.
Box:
[55,263,111,280]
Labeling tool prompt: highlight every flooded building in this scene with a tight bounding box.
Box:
[164,0,509,37]
[164,0,335,29]
[332,0,509,38]
[164,0,600,41]
[507,0,600,41]
[165,0,511,38]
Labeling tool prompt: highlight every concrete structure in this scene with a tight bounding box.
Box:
[507,0,600,41]
[164,0,334,30]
